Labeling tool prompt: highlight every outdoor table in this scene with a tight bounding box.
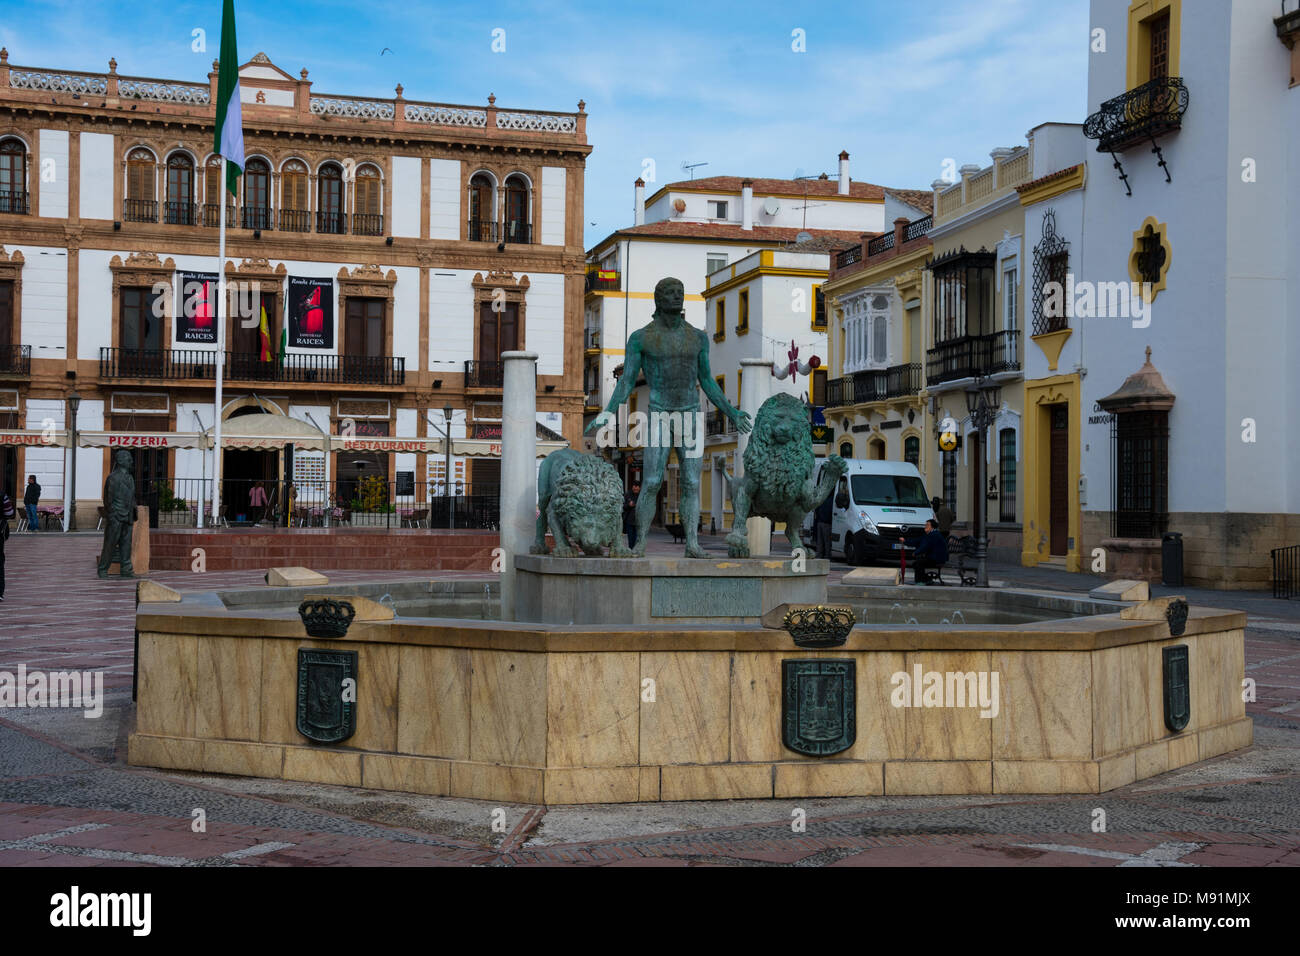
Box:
[38,506,64,531]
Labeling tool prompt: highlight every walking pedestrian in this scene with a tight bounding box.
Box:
[623,482,641,551]
[0,507,8,601]
[23,475,40,532]
[249,481,268,524]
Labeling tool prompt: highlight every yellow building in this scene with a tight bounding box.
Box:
[822,210,934,476]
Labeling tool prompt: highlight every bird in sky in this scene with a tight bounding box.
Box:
[380,47,394,55]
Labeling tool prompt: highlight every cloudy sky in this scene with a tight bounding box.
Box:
[1,0,1090,247]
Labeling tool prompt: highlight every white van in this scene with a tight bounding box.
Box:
[803,459,936,565]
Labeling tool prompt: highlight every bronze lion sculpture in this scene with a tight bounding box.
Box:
[531,449,631,557]
[723,393,846,558]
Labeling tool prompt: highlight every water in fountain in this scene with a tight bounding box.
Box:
[377,593,398,618]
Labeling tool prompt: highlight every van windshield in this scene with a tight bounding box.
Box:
[850,474,930,507]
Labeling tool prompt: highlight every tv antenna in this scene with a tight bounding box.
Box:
[791,170,829,231]
[681,160,709,180]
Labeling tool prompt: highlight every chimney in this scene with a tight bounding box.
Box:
[634,177,645,226]
[838,150,850,195]
[741,179,753,231]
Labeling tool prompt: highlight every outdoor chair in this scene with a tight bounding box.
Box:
[404,508,429,529]
[943,535,979,587]
[96,506,106,531]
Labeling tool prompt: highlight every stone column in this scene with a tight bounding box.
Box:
[500,351,538,621]
[738,357,773,556]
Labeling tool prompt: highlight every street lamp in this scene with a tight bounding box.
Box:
[67,390,81,532]
[443,405,453,530]
[964,378,1001,587]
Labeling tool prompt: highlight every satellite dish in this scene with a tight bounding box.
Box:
[762,197,780,216]
[796,231,813,243]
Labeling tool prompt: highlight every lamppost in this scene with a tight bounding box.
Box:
[67,390,81,532]
[964,377,1001,588]
[428,406,454,529]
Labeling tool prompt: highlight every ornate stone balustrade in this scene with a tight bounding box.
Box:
[9,69,107,95]
[495,110,577,133]
[310,95,395,120]
[403,103,488,127]
[118,79,210,105]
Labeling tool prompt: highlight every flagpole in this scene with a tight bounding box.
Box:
[212,157,226,526]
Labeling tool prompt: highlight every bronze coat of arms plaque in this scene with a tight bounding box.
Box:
[1162,644,1190,733]
[782,659,856,756]
[296,648,358,744]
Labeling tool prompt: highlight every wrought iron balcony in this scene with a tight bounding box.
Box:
[835,245,862,270]
[464,360,503,388]
[202,203,237,227]
[98,348,405,386]
[867,232,894,256]
[352,213,384,236]
[241,205,273,231]
[585,329,601,350]
[1083,76,1189,153]
[316,210,347,235]
[903,214,933,242]
[706,410,734,436]
[0,189,30,214]
[467,219,498,242]
[926,330,1021,387]
[0,344,32,376]
[503,220,531,244]
[825,363,922,408]
[123,198,158,222]
[163,200,197,225]
[585,269,620,292]
[280,208,312,233]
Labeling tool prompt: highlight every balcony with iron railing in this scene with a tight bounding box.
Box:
[316,210,347,235]
[706,410,735,437]
[0,344,32,377]
[98,348,405,386]
[0,189,29,214]
[585,329,601,351]
[585,269,620,292]
[830,214,934,280]
[201,203,237,227]
[241,205,273,231]
[925,330,1021,387]
[503,220,531,244]
[467,219,498,242]
[1083,76,1189,154]
[162,200,197,225]
[279,209,311,233]
[825,363,922,408]
[464,360,503,388]
[123,198,158,222]
[353,213,384,237]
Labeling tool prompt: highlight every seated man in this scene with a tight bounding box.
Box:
[908,519,949,584]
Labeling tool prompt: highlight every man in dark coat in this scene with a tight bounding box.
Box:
[623,482,641,550]
[910,518,949,584]
[98,450,136,579]
[23,475,40,532]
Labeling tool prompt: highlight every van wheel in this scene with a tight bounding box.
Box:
[843,535,860,566]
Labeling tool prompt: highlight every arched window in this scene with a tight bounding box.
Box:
[0,138,28,214]
[203,156,229,226]
[468,172,495,241]
[317,163,345,234]
[503,173,530,243]
[242,157,271,230]
[839,441,853,460]
[125,148,157,222]
[164,153,195,225]
[353,164,383,236]
[281,159,309,232]
[904,435,920,466]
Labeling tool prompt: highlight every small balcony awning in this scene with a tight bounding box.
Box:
[0,429,67,447]
[221,412,329,451]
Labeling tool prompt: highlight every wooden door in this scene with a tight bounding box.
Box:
[1049,405,1069,555]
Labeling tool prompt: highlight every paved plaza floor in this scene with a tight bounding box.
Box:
[0,528,1296,867]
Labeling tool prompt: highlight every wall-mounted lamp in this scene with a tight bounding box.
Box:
[385,236,394,246]
[253,229,261,240]
[113,221,121,231]
[432,379,443,388]
[544,384,555,393]
[496,242,505,253]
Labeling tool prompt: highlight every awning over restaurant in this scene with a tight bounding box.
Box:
[221,412,328,451]
[80,431,207,449]
[0,429,67,447]
[452,437,568,458]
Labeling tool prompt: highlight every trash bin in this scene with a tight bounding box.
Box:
[1162,531,1183,587]
[147,491,160,529]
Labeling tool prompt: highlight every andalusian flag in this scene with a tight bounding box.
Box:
[258,304,271,361]
[213,0,245,195]
[277,325,287,369]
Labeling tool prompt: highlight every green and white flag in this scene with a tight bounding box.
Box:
[213,0,244,194]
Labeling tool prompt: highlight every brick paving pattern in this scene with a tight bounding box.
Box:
[0,528,1295,866]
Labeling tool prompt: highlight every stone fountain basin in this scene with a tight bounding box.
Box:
[129,580,1250,804]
